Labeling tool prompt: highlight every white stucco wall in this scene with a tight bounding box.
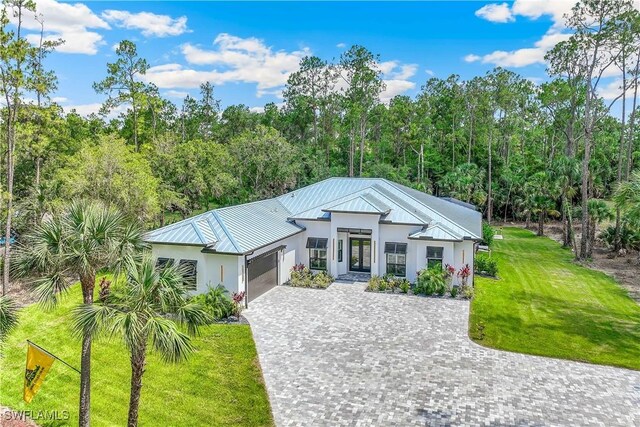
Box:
[150,244,240,293]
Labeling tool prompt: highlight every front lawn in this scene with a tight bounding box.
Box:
[0,285,274,426]
[471,227,640,370]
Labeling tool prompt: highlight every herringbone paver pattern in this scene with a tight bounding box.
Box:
[244,283,640,427]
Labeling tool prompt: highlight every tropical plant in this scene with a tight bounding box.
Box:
[599,221,640,251]
[475,255,498,277]
[191,284,234,320]
[417,266,447,296]
[614,171,640,226]
[11,201,144,426]
[231,291,246,319]
[399,280,410,294]
[587,199,614,250]
[72,253,210,427]
[0,295,18,343]
[312,271,334,289]
[457,264,471,287]
[481,223,495,247]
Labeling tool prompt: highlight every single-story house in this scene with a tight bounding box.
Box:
[145,177,482,303]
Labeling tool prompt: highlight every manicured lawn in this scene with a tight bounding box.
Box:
[471,227,640,370]
[0,285,274,426]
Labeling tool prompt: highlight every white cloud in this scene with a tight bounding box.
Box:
[380,79,416,104]
[336,42,346,49]
[598,78,638,101]
[18,0,109,54]
[467,31,571,68]
[425,69,435,76]
[475,3,514,23]
[379,61,418,103]
[464,54,481,63]
[102,10,188,37]
[144,33,311,98]
[51,96,68,103]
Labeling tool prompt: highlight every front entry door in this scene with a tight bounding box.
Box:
[349,238,371,272]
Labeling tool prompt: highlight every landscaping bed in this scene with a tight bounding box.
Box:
[283,264,333,289]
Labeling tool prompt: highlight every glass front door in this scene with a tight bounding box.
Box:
[349,238,371,272]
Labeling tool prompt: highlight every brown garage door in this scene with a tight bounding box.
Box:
[247,252,278,302]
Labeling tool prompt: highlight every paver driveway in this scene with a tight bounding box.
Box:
[244,283,640,426]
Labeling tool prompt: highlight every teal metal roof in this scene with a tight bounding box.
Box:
[323,194,391,215]
[145,177,482,252]
[408,223,463,242]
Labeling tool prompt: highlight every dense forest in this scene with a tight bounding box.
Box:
[2,0,640,294]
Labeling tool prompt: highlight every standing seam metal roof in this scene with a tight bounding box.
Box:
[145,177,481,253]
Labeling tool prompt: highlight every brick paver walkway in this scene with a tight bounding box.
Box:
[244,283,640,426]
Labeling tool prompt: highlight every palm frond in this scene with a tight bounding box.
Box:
[32,273,71,310]
[71,303,121,340]
[176,303,212,336]
[145,316,194,363]
[0,296,19,341]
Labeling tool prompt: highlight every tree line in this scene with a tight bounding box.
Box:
[1,0,640,295]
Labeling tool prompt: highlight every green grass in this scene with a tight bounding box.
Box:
[0,285,274,426]
[471,227,640,370]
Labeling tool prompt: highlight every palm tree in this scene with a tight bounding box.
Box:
[587,199,614,251]
[524,171,561,236]
[11,200,144,427]
[73,253,210,427]
[614,171,640,226]
[0,295,18,343]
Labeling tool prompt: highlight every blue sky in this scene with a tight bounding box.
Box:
[22,0,623,114]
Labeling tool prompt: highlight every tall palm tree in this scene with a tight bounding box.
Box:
[73,253,210,427]
[0,295,18,343]
[11,201,144,427]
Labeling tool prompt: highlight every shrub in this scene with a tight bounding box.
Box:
[399,279,410,294]
[192,284,234,321]
[289,265,313,288]
[475,255,498,277]
[599,222,640,251]
[412,282,425,296]
[482,222,495,247]
[312,271,334,289]
[367,275,384,292]
[450,285,459,298]
[417,266,447,296]
[460,284,474,300]
[288,265,332,289]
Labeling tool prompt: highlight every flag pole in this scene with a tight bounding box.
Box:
[26,340,81,374]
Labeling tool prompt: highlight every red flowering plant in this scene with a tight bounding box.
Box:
[231,291,246,319]
[291,263,306,273]
[444,264,456,277]
[457,264,471,287]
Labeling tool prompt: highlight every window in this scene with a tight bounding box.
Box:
[338,240,343,262]
[156,257,174,269]
[178,259,198,290]
[306,237,328,270]
[309,248,327,270]
[426,246,444,269]
[385,242,407,276]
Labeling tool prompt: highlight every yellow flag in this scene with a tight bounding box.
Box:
[23,343,55,403]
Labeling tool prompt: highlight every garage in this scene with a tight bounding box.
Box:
[247,251,278,302]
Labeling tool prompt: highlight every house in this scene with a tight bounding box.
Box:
[145,177,482,303]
